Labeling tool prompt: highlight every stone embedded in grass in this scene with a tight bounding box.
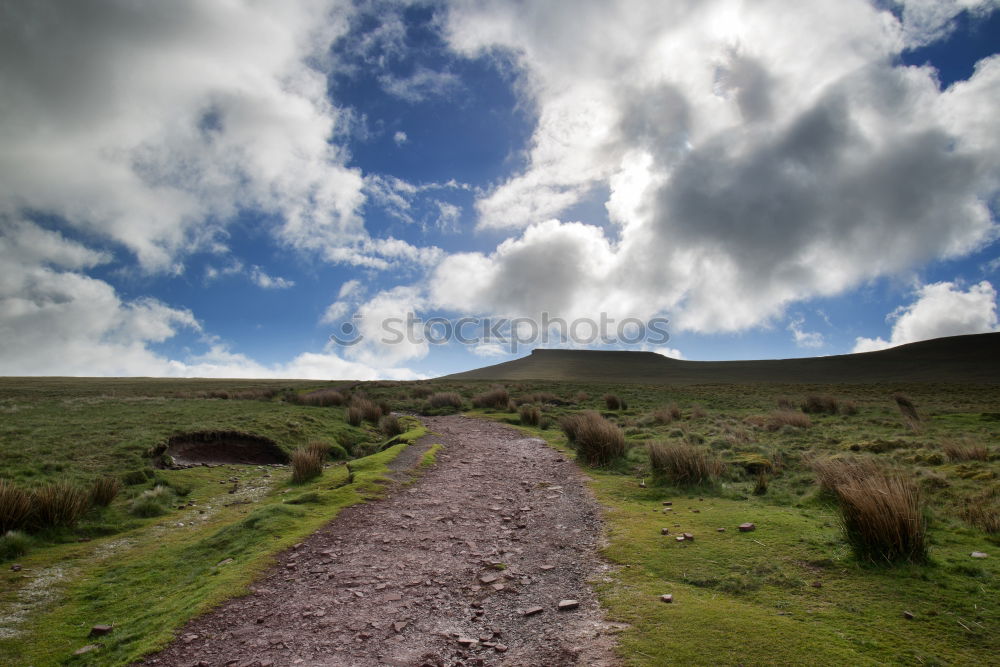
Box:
[675,536,686,542]
[558,599,580,610]
[523,606,544,616]
[717,528,726,533]
[661,528,670,535]
[739,523,756,532]
[662,501,672,506]
[661,594,673,603]
[89,624,113,637]
[74,645,99,655]
[903,611,915,620]
[683,533,694,541]
[971,551,988,558]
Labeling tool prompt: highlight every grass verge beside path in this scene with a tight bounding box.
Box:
[1,427,424,666]
[480,415,998,666]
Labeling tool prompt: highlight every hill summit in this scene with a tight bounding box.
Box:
[443,333,1000,384]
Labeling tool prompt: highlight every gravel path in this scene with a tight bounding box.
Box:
[141,415,621,667]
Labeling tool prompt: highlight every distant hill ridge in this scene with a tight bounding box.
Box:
[442,332,1000,384]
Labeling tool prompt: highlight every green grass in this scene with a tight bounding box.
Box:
[419,444,443,468]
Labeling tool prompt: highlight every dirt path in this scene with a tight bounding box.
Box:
[140,416,621,667]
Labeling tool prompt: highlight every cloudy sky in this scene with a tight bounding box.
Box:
[1,0,999,379]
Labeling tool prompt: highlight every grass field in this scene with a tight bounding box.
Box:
[1,374,998,665]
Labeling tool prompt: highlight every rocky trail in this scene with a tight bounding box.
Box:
[140,416,622,667]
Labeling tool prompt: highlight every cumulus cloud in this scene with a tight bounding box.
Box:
[249,267,295,290]
[394,130,409,145]
[788,316,825,349]
[853,280,999,352]
[427,0,999,337]
[0,220,418,378]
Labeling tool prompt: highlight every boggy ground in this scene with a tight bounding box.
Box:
[140,416,621,667]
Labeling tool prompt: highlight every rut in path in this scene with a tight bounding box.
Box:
[141,415,622,667]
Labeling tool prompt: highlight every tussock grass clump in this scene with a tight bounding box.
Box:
[516,392,562,406]
[810,456,926,563]
[839,400,859,416]
[836,473,926,564]
[379,414,405,438]
[426,392,464,409]
[410,385,434,399]
[961,486,1000,533]
[350,397,384,424]
[559,413,585,443]
[305,440,332,460]
[346,405,364,427]
[767,410,812,430]
[129,486,175,518]
[574,391,590,403]
[0,480,34,533]
[291,447,323,484]
[776,396,795,410]
[572,411,625,466]
[941,439,989,462]
[0,530,32,561]
[647,442,724,486]
[894,393,921,431]
[604,394,625,410]
[690,404,707,419]
[90,476,122,508]
[519,405,541,426]
[652,403,682,424]
[32,482,90,528]
[801,394,839,415]
[472,386,510,409]
[293,388,345,407]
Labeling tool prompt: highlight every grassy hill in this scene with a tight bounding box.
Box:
[443,332,1000,384]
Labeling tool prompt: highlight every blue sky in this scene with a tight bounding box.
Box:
[1,0,998,379]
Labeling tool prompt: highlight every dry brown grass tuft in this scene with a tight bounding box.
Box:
[767,410,812,430]
[894,393,921,431]
[652,403,682,424]
[647,441,724,486]
[472,387,511,409]
[0,479,34,533]
[572,411,625,466]
[810,456,926,563]
[379,414,405,438]
[941,438,989,462]
[31,482,90,529]
[291,388,345,406]
[350,397,384,424]
[346,406,364,427]
[305,440,332,460]
[519,404,541,426]
[604,394,625,410]
[426,392,464,409]
[960,485,1000,533]
[690,404,707,419]
[409,385,434,399]
[291,448,323,483]
[801,394,840,415]
[90,476,122,508]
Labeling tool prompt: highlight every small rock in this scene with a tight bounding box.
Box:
[393,621,408,633]
[717,528,726,533]
[903,611,915,620]
[683,533,694,541]
[73,645,99,656]
[971,551,988,559]
[660,594,673,603]
[523,606,544,616]
[539,564,555,571]
[739,523,756,532]
[558,599,580,611]
[811,581,822,588]
[492,583,505,591]
[661,528,670,535]
[10,564,21,572]
[182,633,199,643]
[457,636,478,647]
[495,643,509,653]
[675,536,686,542]
[89,624,113,637]
[662,501,672,506]
[479,573,499,585]
[216,558,233,566]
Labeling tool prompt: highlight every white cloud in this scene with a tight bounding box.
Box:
[471,343,510,358]
[653,347,685,360]
[0,220,418,379]
[249,267,295,290]
[788,316,825,349]
[379,66,462,102]
[853,280,999,352]
[897,0,1000,47]
[428,0,998,334]
[394,130,409,145]
[0,0,442,276]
